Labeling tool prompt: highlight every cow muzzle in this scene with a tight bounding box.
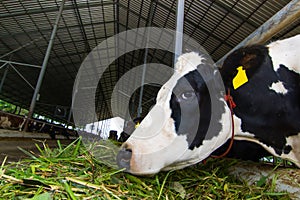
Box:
[115,104,176,175]
[116,143,132,171]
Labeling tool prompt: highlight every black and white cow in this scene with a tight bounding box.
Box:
[0,112,26,130]
[117,34,300,175]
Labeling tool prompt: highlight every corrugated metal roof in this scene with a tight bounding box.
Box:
[0,0,299,123]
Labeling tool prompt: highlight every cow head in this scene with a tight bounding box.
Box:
[117,52,231,175]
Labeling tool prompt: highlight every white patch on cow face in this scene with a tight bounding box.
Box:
[175,52,205,75]
[269,81,288,95]
[267,34,300,73]
[123,111,191,175]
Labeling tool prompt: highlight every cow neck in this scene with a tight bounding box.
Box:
[211,88,236,159]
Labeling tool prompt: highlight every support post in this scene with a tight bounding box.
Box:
[174,0,185,64]
[137,1,155,118]
[0,65,9,93]
[24,0,65,131]
[217,0,300,67]
[67,108,72,124]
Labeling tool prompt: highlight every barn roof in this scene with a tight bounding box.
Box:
[0,0,299,124]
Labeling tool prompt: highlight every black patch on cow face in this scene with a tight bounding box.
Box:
[170,66,224,150]
[221,45,300,156]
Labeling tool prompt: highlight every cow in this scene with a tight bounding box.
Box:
[108,130,118,141]
[116,34,300,175]
[0,112,26,130]
[27,120,42,132]
[27,119,75,140]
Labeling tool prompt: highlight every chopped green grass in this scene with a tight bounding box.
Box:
[0,138,291,199]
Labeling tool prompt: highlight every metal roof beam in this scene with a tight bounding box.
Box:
[0,20,116,39]
[209,0,267,57]
[217,0,300,66]
[214,0,259,28]
[72,0,91,52]
[0,36,44,59]
[153,1,234,49]
[0,59,41,68]
[0,1,116,18]
[8,63,35,90]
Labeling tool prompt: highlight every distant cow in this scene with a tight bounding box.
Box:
[27,120,41,132]
[108,130,118,141]
[27,119,75,140]
[0,112,25,130]
[117,34,300,175]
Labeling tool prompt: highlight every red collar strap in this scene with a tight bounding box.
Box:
[210,89,236,159]
[224,89,236,109]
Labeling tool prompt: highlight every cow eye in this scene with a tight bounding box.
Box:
[180,91,196,101]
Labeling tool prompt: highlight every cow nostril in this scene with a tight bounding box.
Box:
[116,146,132,171]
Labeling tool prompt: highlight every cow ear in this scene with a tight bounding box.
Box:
[241,53,256,69]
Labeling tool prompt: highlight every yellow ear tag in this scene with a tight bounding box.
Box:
[232,66,248,89]
[135,122,140,129]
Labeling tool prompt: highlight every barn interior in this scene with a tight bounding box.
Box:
[1,0,300,134]
[1,1,300,199]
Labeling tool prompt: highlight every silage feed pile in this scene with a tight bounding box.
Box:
[0,138,291,199]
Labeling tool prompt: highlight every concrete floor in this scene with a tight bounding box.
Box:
[0,129,75,164]
[0,137,73,164]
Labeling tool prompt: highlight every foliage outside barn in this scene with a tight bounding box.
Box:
[0,100,28,116]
